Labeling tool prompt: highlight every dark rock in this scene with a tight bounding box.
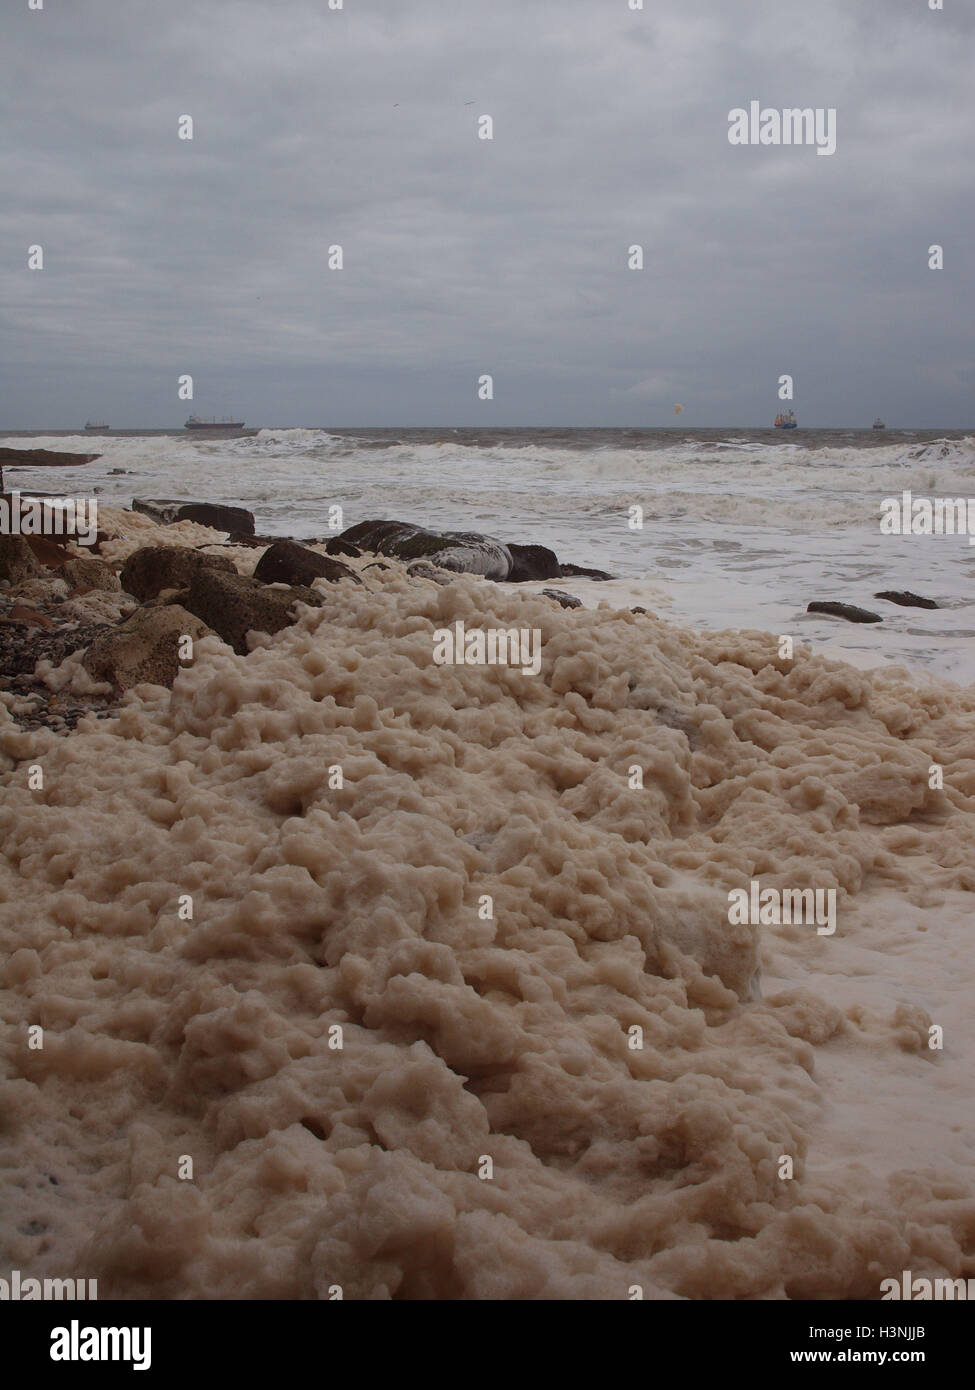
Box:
[131,499,255,534]
[211,531,281,548]
[0,535,44,585]
[176,503,255,535]
[507,543,561,582]
[0,448,99,467]
[131,499,183,525]
[253,539,360,587]
[340,520,511,579]
[874,590,939,610]
[542,589,582,609]
[325,537,362,559]
[807,602,882,624]
[82,605,212,692]
[0,522,79,569]
[147,587,190,609]
[120,546,237,603]
[61,557,121,593]
[226,534,264,548]
[23,534,71,567]
[339,518,616,583]
[20,530,109,560]
[558,563,615,581]
[631,607,648,615]
[363,562,390,572]
[182,569,323,654]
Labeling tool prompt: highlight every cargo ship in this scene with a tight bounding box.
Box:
[185,415,245,430]
[774,410,798,429]
[84,421,109,431]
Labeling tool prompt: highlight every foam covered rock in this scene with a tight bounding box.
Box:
[82,604,211,691]
[61,557,121,593]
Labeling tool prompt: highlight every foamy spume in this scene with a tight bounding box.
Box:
[4,432,975,538]
[254,428,347,448]
[2,543,974,1299]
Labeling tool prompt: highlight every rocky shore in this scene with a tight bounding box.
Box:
[3,491,975,1301]
[0,504,617,733]
[2,493,951,734]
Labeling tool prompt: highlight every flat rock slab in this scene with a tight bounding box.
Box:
[807,601,882,624]
[874,590,940,609]
[177,502,255,535]
[558,562,614,581]
[0,448,99,467]
[131,499,256,534]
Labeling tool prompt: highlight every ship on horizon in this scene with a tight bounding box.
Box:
[185,414,245,430]
[774,410,798,429]
[84,421,109,431]
[873,417,886,430]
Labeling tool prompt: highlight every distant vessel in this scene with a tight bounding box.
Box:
[185,415,245,430]
[84,421,109,431]
[774,410,798,429]
[873,417,886,430]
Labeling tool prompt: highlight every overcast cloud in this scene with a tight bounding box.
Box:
[1,0,972,428]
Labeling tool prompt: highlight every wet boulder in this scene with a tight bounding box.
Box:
[507,543,562,582]
[82,605,211,692]
[558,562,614,581]
[874,591,939,610]
[120,546,237,603]
[131,500,255,534]
[340,520,512,579]
[807,602,882,624]
[325,537,362,559]
[61,557,121,593]
[176,502,255,535]
[182,569,323,654]
[253,539,360,587]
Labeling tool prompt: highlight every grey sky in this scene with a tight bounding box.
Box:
[1,0,972,428]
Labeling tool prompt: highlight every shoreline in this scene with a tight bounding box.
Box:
[2,499,967,735]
